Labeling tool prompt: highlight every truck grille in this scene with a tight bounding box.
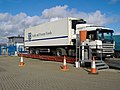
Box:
[102,43,114,53]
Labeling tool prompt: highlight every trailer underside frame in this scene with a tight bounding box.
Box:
[18,53,76,63]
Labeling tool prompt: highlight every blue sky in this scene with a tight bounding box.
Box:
[0,0,120,42]
[0,0,120,15]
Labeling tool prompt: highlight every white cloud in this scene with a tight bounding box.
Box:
[0,13,44,42]
[41,5,114,25]
[42,5,69,18]
[78,11,113,25]
[0,5,117,43]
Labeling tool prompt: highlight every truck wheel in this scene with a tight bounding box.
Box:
[35,49,39,54]
[56,48,67,56]
[115,51,120,58]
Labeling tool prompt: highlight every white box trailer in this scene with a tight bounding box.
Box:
[25,18,75,46]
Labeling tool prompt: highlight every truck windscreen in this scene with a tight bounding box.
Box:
[98,30,113,42]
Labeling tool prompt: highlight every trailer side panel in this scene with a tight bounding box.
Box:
[24,18,70,47]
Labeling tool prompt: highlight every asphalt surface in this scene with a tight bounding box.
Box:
[105,58,120,69]
[0,56,120,90]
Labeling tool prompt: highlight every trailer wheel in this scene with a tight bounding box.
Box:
[29,49,34,54]
[35,49,40,54]
[29,48,35,54]
[56,48,67,56]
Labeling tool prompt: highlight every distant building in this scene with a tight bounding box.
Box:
[0,43,7,55]
[8,36,24,46]
[7,36,25,56]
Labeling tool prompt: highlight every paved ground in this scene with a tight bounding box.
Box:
[0,56,120,90]
[105,58,120,69]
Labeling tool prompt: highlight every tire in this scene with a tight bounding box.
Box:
[56,48,67,56]
[29,49,33,54]
[56,49,62,56]
[115,51,120,58]
[29,48,35,54]
[68,49,75,57]
[35,49,40,54]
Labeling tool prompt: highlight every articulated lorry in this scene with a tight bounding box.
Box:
[24,17,114,59]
